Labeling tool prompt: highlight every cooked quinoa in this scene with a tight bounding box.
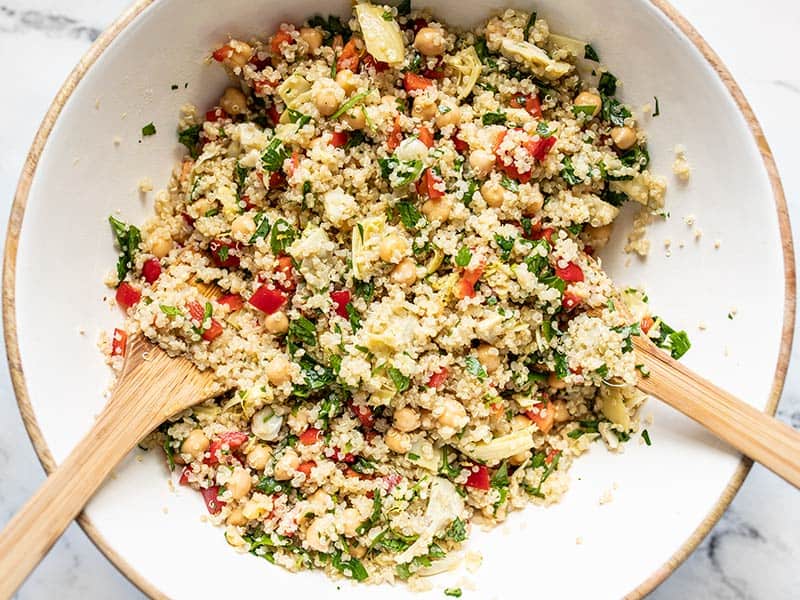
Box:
[104,4,689,586]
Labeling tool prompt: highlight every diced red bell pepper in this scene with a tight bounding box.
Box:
[179,466,192,485]
[142,258,162,284]
[524,224,555,243]
[555,261,584,283]
[331,130,349,148]
[422,68,445,80]
[287,151,301,178]
[455,264,485,299]
[212,45,233,62]
[297,461,316,477]
[115,282,141,310]
[526,402,555,435]
[218,294,244,312]
[187,300,223,342]
[418,126,434,148]
[465,464,490,490]
[205,107,229,123]
[453,130,469,154]
[266,104,281,127]
[330,289,351,318]
[337,38,360,72]
[332,447,356,463]
[203,319,223,341]
[248,52,271,70]
[410,18,428,34]
[403,72,433,92]
[209,239,240,269]
[299,428,322,445]
[249,285,286,314]
[494,129,532,184]
[545,449,560,465]
[274,255,296,293]
[387,115,403,151]
[416,168,444,199]
[201,486,224,514]
[271,29,294,54]
[350,402,374,429]
[268,170,287,189]
[427,367,449,388]
[361,53,389,73]
[111,328,127,357]
[525,136,557,162]
[562,291,582,311]
[640,316,654,334]
[205,431,249,465]
[526,95,543,118]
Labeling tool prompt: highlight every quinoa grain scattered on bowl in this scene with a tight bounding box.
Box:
[104,3,689,585]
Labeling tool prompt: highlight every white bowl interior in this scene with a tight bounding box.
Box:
[12,0,788,598]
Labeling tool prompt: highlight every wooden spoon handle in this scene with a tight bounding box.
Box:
[0,400,152,598]
[633,337,800,487]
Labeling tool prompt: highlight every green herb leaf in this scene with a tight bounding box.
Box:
[388,367,410,393]
[524,11,537,40]
[598,72,618,96]
[288,316,317,348]
[178,125,202,158]
[462,179,478,207]
[108,215,142,282]
[292,355,335,398]
[445,517,467,542]
[439,445,462,478]
[141,122,156,137]
[465,355,488,380]
[455,246,472,267]
[445,589,463,598]
[601,95,632,126]
[345,302,362,332]
[584,44,599,61]
[249,213,271,244]
[159,304,182,317]
[652,317,691,359]
[354,278,375,302]
[642,429,652,446]
[494,234,515,261]
[395,200,424,228]
[357,493,382,535]
[620,145,650,169]
[553,352,569,379]
[163,437,175,471]
[500,176,519,193]
[262,137,290,172]
[330,550,368,581]
[269,218,296,254]
[330,90,369,120]
[255,476,285,494]
[482,111,507,126]
[652,96,660,117]
[572,105,598,118]
[379,157,425,187]
[561,156,581,185]
[474,37,496,69]
[286,108,312,128]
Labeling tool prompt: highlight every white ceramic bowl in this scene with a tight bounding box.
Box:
[5,0,794,598]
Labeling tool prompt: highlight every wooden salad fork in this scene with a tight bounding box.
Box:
[0,289,799,598]
[0,284,223,599]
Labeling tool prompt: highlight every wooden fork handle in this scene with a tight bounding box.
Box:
[0,399,152,599]
[634,337,800,488]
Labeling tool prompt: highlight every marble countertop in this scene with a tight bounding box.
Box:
[0,0,798,598]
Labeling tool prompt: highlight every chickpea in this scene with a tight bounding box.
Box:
[306,490,333,516]
[573,91,602,117]
[228,40,254,68]
[219,87,248,116]
[384,428,412,454]
[350,544,367,559]
[584,223,613,251]
[341,107,366,130]
[335,69,359,95]
[521,185,545,217]
[181,429,209,460]
[421,197,452,223]
[438,398,468,430]
[480,180,506,208]
[548,371,567,390]
[228,467,252,500]
[266,354,292,386]
[149,230,173,259]
[341,507,362,537]
[469,149,495,178]
[246,445,271,470]
[378,233,408,263]
[226,507,247,526]
[273,448,300,480]
[508,450,531,466]
[435,104,461,128]
[305,517,332,552]
[393,407,421,432]
[299,27,323,53]
[476,343,501,373]
[413,27,446,56]
[611,126,637,150]
[314,84,341,117]
[552,399,571,423]
[390,258,417,286]
[263,310,289,335]
[511,414,532,431]
[412,96,437,121]
[231,214,256,240]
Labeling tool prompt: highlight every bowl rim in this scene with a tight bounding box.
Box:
[2,0,795,597]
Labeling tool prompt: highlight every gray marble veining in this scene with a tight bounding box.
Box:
[0,1,797,598]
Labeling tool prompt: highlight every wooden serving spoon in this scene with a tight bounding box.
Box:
[1,289,799,598]
[0,283,223,599]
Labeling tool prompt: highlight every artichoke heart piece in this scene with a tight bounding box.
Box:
[499,38,572,80]
[445,47,482,99]
[549,33,588,58]
[459,426,536,464]
[355,3,405,66]
[351,216,386,280]
[277,73,312,109]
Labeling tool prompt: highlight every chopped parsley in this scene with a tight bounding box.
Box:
[652,317,691,359]
[330,90,369,120]
[306,14,348,43]
[345,303,362,332]
[159,304,182,317]
[482,111,507,126]
[269,218,296,254]
[566,419,600,439]
[288,316,317,349]
[395,200,425,229]
[465,355,488,380]
[601,95,632,126]
[561,156,581,185]
[553,351,569,379]
[500,176,519,192]
[445,517,468,542]
[620,145,650,169]
[444,589,463,598]
[598,72,618,96]
[330,550,368,581]
[141,122,156,137]
[642,429,652,446]
[652,96,660,117]
[379,157,424,187]
[249,213,271,244]
[108,215,141,282]
[462,179,478,206]
[524,11,537,39]
[455,246,472,267]
[261,137,290,172]
[584,44,599,61]
[494,234,515,261]
[354,278,375,302]
[388,367,411,393]
[356,493,382,535]
[474,37,496,69]
[178,125,202,158]
[286,108,312,128]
